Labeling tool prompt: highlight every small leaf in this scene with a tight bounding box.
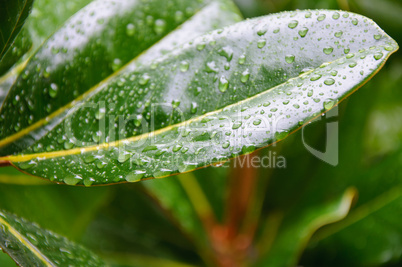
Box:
[0,210,104,266]
[0,0,34,61]
[0,10,398,185]
[255,188,356,267]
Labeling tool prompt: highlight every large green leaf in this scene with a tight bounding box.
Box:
[0,210,104,266]
[0,0,229,155]
[0,0,33,61]
[0,10,398,185]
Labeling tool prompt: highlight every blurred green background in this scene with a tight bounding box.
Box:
[0,0,401,266]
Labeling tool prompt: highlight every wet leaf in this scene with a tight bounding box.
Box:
[0,210,104,266]
[0,0,33,62]
[0,10,398,185]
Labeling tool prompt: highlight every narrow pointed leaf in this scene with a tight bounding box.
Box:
[0,0,33,61]
[255,188,356,267]
[0,10,398,185]
[0,210,104,266]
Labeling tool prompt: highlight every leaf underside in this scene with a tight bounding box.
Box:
[0,9,398,185]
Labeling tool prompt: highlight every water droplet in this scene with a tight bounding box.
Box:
[83,155,96,163]
[95,108,106,120]
[219,46,233,61]
[84,178,95,187]
[257,29,267,36]
[242,145,255,154]
[175,11,184,22]
[118,153,131,163]
[173,144,182,152]
[351,18,358,25]
[307,89,314,97]
[139,73,150,85]
[323,99,336,110]
[349,62,357,68]
[172,100,180,108]
[285,54,295,64]
[51,47,59,54]
[19,161,36,170]
[64,175,82,185]
[112,58,122,72]
[384,45,394,51]
[323,47,334,55]
[206,61,218,73]
[330,70,338,76]
[180,61,189,72]
[373,34,381,40]
[275,131,289,140]
[317,14,326,21]
[334,31,343,38]
[253,119,261,125]
[324,78,335,85]
[191,102,198,114]
[126,23,135,36]
[273,28,280,33]
[222,141,230,149]
[298,27,309,37]
[125,170,146,182]
[373,52,383,60]
[232,121,242,129]
[97,18,104,24]
[293,104,300,109]
[49,83,58,98]
[196,42,206,51]
[238,54,246,64]
[178,163,197,173]
[257,39,266,48]
[154,19,166,35]
[241,69,250,83]
[219,76,229,93]
[288,20,298,29]
[305,12,312,18]
[153,168,172,178]
[332,12,340,19]
[310,74,322,81]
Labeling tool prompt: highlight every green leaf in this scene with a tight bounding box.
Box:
[0,177,111,240]
[0,0,33,62]
[255,188,356,267]
[0,10,398,185]
[0,0,235,155]
[255,54,402,266]
[0,210,104,266]
[0,28,32,76]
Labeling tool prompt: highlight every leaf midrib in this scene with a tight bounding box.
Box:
[0,215,55,267]
[0,0,31,57]
[0,45,393,163]
[0,0,218,149]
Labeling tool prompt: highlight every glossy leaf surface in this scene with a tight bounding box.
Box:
[0,10,398,185]
[0,0,33,61]
[0,210,104,266]
[0,0,222,155]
